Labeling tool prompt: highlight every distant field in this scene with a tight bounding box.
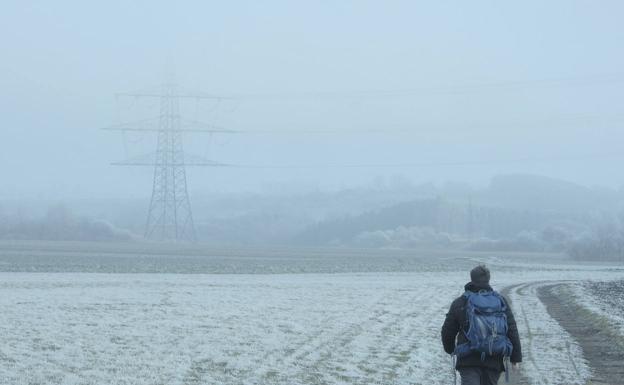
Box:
[0,242,622,384]
[0,240,569,274]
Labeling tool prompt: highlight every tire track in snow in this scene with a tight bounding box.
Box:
[503,281,590,385]
[311,284,454,385]
[515,283,544,380]
[301,291,395,384]
[350,289,427,383]
[500,283,533,385]
[256,290,390,384]
[538,284,624,385]
[291,286,433,384]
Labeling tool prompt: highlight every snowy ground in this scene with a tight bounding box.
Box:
[0,249,622,385]
[506,283,591,385]
[570,280,624,339]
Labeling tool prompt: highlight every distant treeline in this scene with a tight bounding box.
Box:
[296,198,583,246]
[0,204,134,242]
[566,218,624,262]
[290,175,624,261]
[296,197,624,262]
[2,174,624,262]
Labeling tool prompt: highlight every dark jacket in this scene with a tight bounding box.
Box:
[441,282,522,371]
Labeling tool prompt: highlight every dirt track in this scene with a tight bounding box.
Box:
[538,284,624,385]
[500,285,532,385]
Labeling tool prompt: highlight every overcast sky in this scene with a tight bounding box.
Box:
[2,1,624,200]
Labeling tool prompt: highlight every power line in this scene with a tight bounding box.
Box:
[220,73,624,100]
[222,152,623,170]
[104,73,624,242]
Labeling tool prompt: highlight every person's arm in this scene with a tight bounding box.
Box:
[505,301,523,363]
[441,299,460,354]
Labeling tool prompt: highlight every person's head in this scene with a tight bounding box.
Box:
[470,264,490,285]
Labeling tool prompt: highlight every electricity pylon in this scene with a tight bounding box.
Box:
[104,82,235,242]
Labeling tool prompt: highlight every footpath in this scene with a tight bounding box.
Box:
[537,284,624,385]
[500,285,531,385]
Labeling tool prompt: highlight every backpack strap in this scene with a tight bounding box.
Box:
[461,292,472,334]
[453,293,472,358]
[504,357,510,383]
[491,291,508,312]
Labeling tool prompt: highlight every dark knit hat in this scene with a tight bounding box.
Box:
[470,264,490,285]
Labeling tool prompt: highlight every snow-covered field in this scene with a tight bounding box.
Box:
[0,249,622,385]
[571,280,624,339]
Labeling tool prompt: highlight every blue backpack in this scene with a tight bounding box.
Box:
[453,290,513,360]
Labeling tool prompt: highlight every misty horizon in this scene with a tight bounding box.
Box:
[2,4,624,384]
[3,1,624,201]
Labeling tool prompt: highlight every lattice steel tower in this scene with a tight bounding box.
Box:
[145,83,194,240]
[104,81,233,242]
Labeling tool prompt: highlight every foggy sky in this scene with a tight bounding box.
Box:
[2,1,624,200]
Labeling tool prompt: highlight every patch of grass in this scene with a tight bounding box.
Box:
[559,284,624,351]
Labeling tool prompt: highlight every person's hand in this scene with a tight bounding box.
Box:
[512,363,520,371]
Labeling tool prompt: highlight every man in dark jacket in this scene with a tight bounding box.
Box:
[441,265,522,385]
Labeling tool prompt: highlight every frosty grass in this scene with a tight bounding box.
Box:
[0,255,622,385]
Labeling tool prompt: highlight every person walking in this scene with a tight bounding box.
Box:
[441,265,522,385]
